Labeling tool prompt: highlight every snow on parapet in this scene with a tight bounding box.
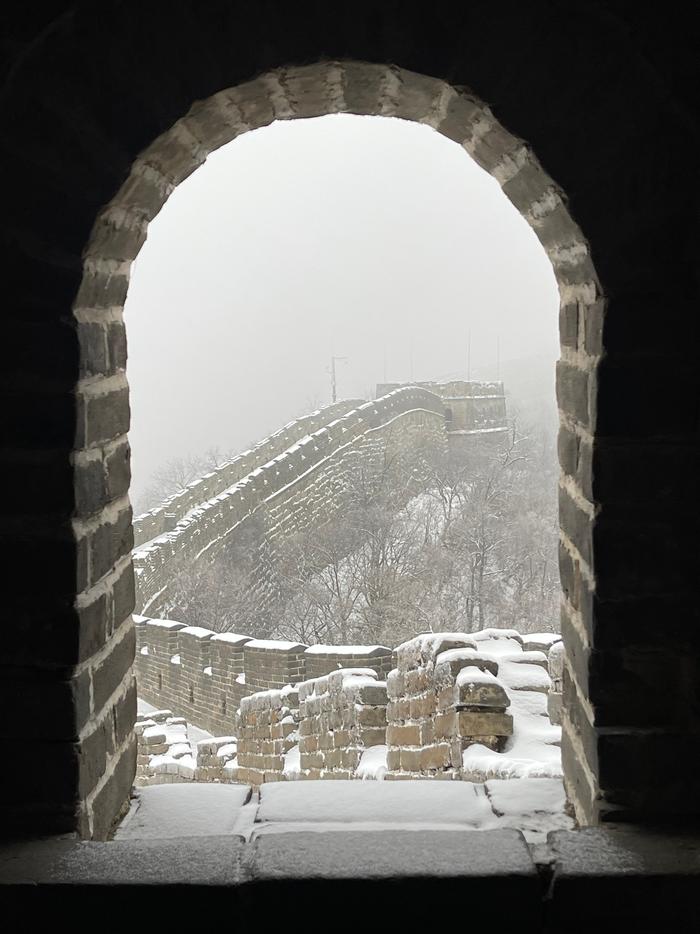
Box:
[210,632,252,646]
[134,399,361,528]
[305,643,390,655]
[245,638,307,652]
[435,647,499,672]
[472,627,524,644]
[523,632,562,653]
[178,626,214,640]
[395,632,478,671]
[133,386,447,613]
[136,613,564,795]
[297,666,380,701]
[132,397,364,545]
[455,665,502,689]
[135,615,185,630]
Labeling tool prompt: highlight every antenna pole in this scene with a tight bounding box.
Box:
[330,355,348,402]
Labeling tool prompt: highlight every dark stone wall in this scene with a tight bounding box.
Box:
[1,1,697,836]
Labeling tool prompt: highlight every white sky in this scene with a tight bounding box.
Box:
[125,114,559,504]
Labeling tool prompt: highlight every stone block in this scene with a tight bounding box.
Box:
[332,730,351,748]
[324,748,342,769]
[434,711,457,739]
[357,684,388,705]
[437,686,456,710]
[304,752,324,770]
[342,748,361,770]
[386,669,404,699]
[386,723,421,746]
[360,727,386,747]
[548,691,563,725]
[420,743,452,771]
[457,677,509,710]
[399,748,422,771]
[357,706,387,727]
[386,748,401,770]
[298,718,313,736]
[458,710,513,737]
[410,693,436,719]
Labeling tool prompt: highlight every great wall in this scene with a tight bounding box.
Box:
[132,380,566,802]
[4,16,697,919]
[135,617,564,795]
[132,382,507,619]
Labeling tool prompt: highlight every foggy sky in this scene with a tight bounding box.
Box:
[125,114,559,506]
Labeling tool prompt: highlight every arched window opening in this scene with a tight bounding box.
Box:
[76,63,601,839]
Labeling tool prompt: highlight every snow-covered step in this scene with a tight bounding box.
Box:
[114,783,252,839]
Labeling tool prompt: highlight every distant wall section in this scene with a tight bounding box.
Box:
[133,387,447,617]
[376,380,508,462]
[133,399,363,548]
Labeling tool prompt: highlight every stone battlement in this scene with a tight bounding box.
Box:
[133,399,364,547]
[135,619,561,788]
[133,387,448,616]
[375,380,508,437]
[135,615,395,737]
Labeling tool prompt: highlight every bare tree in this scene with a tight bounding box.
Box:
[135,448,235,515]
[162,412,559,642]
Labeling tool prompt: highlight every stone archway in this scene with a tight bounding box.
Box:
[76,62,599,835]
[3,3,696,842]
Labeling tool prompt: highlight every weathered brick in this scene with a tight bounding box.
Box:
[92,625,136,713]
[458,710,513,737]
[420,743,451,771]
[386,723,421,746]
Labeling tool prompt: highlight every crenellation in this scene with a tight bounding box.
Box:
[134,388,453,619]
[132,399,362,547]
[134,618,562,792]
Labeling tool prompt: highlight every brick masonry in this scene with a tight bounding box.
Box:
[234,685,300,786]
[2,8,697,838]
[297,669,388,780]
[136,619,565,789]
[134,615,394,738]
[385,633,514,781]
[132,400,362,548]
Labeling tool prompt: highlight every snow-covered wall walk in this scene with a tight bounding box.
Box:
[132,387,447,617]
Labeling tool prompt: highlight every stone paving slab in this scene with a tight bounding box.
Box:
[545,826,700,930]
[240,829,541,927]
[114,783,252,839]
[247,827,536,879]
[0,836,246,886]
[256,777,492,825]
[3,824,700,930]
